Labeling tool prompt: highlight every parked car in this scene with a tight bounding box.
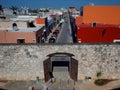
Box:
[51,34,57,38]
[49,36,56,43]
[54,29,60,33]
[58,23,62,29]
[53,31,59,37]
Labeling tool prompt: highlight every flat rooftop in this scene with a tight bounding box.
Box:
[0,26,44,32]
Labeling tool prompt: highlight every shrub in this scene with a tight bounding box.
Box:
[94,79,115,86]
[96,71,102,78]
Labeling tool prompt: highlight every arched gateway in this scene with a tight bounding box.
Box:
[43,52,78,82]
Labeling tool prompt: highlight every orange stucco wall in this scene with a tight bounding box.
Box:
[35,18,45,24]
[75,16,83,25]
[0,30,36,44]
[0,30,7,43]
[83,6,120,25]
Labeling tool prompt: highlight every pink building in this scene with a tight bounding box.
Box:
[0,27,44,44]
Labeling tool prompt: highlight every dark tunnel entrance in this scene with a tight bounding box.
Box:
[52,61,69,71]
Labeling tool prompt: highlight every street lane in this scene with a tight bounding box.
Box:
[56,14,73,43]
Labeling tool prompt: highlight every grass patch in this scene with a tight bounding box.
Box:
[94,79,117,86]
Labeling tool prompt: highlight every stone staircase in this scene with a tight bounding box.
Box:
[32,67,79,90]
[47,67,76,90]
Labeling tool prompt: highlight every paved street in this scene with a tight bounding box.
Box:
[53,67,70,80]
[45,13,73,44]
[56,14,73,43]
[1,78,120,90]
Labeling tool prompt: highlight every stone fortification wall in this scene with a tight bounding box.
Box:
[0,44,120,80]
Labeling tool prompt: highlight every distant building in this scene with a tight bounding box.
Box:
[0,18,45,44]
[76,23,120,43]
[10,15,38,21]
[17,7,29,15]
[75,5,120,43]
[76,6,120,25]
[69,6,76,12]
[35,18,45,25]
[35,16,54,36]
[0,26,44,44]
[0,8,13,21]
[69,6,80,17]
[3,8,13,15]
[0,21,29,28]
[0,8,63,44]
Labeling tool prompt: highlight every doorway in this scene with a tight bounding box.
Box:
[43,52,78,82]
[17,39,25,44]
[52,60,70,81]
[52,61,69,71]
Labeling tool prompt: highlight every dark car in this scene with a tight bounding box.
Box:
[53,31,58,37]
[49,36,56,43]
[51,34,57,38]
[53,29,60,36]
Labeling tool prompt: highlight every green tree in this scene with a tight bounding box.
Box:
[0,5,2,10]
[9,6,18,11]
[44,9,49,12]
[31,9,38,13]
[96,71,102,78]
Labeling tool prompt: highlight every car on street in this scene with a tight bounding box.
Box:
[52,31,59,37]
[54,29,60,33]
[49,36,56,43]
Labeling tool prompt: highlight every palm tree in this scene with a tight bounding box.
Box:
[9,6,18,11]
[0,5,2,10]
[0,5,3,14]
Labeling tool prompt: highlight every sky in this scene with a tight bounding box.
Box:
[0,0,120,9]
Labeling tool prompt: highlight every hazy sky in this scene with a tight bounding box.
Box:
[0,0,120,9]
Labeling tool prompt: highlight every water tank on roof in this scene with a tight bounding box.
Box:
[13,23,19,31]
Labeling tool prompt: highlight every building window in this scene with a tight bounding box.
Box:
[17,39,25,44]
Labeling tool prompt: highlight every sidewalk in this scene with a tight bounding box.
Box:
[45,24,60,43]
[0,79,120,90]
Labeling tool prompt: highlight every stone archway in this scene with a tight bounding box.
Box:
[43,52,78,82]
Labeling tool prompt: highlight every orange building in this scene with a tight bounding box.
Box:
[83,6,120,25]
[75,16,83,25]
[75,5,120,43]
[76,6,120,25]
[35,18,45,24]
